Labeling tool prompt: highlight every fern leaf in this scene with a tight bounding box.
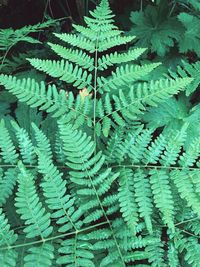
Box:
[118,168,138,231]
[0,208,18,267]
[0,75,68,117]
[48,43,94,71]
[28,58,93,90]
[97,48,146,70]
[149,169,174,231]
[172,61,200,95]
[167,242,179,267]
[11,121,36,165]
[171,170,200,217]
[128,129,152,163]
[143,133,167,165]
[0,119,18,164]
[57,235,95,267]
[24,243,54,267]
[133,169,153,233]
[0,168,18,206]
[54,33,95,52]
[15,162,53,239]
[32,123,52,159]
[98,35,135,52]
[145,238,167,267]
[160,126,187,166]
[179,136,200,167]
[97,63,161,92]
[36,149,83,232]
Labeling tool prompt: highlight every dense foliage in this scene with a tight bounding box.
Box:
[0,0,200,266]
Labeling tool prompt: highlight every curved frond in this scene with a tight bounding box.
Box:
[28,58,93,90]
[0,119,18,164]
[48,43,94,71]
[15,162,53,239]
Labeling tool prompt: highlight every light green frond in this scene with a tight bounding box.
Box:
[170,61,200,95]
[0,208,18,267]
[32,123,52,159]
[97,48,146,70]
[150,169,174,231]
[171,170,200,217]
[57,235,95,267]
[167,243,180,267]
[0,75,69,117]
[160,126,187,166]
[135,78,192,107]
[179,136,200,167]
[118,168,138,231]
[84,0,116,32]
[98,35,135,52]
[0,168,18,206]
[143,133,167,165]
[24,243,54,267]
[97,62,160,92]
[0,119,18,164]
[48,43,94,71]
[54,33,95,52]
[15,162,53,239]
[128,129,152,163]
[37,150,83,232]
[11,121,36,165]
[28,58,93,90]
[133,169,153,234]
[145,239,167,267]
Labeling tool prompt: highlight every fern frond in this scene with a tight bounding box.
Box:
[178,136,200,167]
[0,75,69,117]
[36,149,83,232]
[11,121,36,165]
[57,235,95,267]
[0,19,56,51]
[0,168,18,205]
[160,125,187,166]
[143,133,167,165]
[97,78,192,136]
[97,48,146,70]
[32,123,52,159]
[15,162,53,239]
[0,208,18,266]
[24,243,54,267]
[145,238,167,267]
[0,119,18,164]
[133,169,153,234]
[98,35,135,52]
[54,33,95,52]
[97,63,161,92]
[118,168,138,231]
[167,242,180,267]
[150,169,174,231]
[171,170,200,217]
[28,58,93,90]
[169,60,200,95]
[48,43,94,71]
[128,129,152,163]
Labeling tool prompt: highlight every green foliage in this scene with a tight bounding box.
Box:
[0,19,58,73]
[129,4,183,56]
[0,0,199,266]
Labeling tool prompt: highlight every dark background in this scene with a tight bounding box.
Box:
[0,0,144,29]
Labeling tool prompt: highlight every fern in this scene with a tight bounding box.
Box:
[0,0,199,266]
